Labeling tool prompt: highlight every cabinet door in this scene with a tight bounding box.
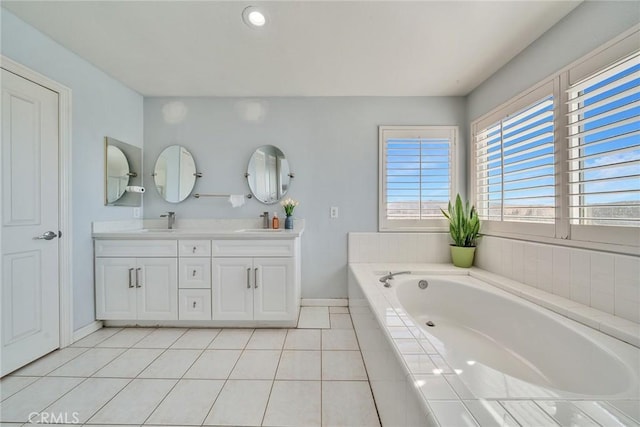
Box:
[212,258,253,320]
[253,258,295,321]
[179,257,211,289]
[95,258,137,320]
[137,258,178,320]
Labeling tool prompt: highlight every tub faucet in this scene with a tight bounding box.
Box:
[260,212,270,229]
[379,271,411,287]
[160,211,175,229]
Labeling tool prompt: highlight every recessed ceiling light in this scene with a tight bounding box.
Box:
[242,6,266,28]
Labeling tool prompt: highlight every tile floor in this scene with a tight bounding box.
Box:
[0,306,381,427]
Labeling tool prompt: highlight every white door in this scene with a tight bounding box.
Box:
[1,69,60,376]
[95,258,137,320]
[253,258,295,321]
[137,258,178,320]
[212,258,253,320]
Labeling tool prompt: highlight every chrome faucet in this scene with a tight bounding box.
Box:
[160,211,176,229]
[379,271,411,287]
[260,212,270,229]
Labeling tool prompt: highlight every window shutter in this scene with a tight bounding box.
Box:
[567,52,640,227]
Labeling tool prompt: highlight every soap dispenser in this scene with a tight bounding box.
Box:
[272,212,280,229]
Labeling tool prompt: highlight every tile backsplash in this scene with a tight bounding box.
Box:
[348,232,639,324]
[475,236,640,324]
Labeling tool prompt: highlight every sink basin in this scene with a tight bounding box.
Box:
[236,228,286,232]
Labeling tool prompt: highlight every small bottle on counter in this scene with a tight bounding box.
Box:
[272,212,280,229]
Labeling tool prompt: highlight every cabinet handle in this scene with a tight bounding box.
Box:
[192,269,197,277]
[192,246,197,254]
[254,267,258,289]
[192,301,197,308]
[135,267,142,288]
[246,268,251,289]
[128,268,134,288]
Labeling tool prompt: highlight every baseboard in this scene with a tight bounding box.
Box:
[301,298,348,307]
[72,320,103,343]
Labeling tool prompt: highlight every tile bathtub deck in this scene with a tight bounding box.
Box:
[0,308,381,427]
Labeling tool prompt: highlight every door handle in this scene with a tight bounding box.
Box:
[254,267,258,289]
[246,268,251,289]
[128,268,135,288]
[33,231,57,240]
[135,268,142,288]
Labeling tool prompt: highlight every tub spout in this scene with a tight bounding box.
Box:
[379,271,411,287]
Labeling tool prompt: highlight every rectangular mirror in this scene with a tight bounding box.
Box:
[104,136,142,207]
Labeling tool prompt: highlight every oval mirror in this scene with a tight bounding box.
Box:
[153,145,197,203]
[106,145,130,203]
[246,145,291,204]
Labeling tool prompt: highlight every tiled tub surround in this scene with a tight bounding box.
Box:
[348,263,640,426]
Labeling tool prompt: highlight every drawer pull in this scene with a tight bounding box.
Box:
[192,269,197,277]
[192,301,197,308]
[246,268,251,289]
[192,246,197,254]
[128,268,134,288]
[254,267,259,289]
[135,268,142,288]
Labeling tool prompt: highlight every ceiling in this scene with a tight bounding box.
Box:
[2,1,582,97]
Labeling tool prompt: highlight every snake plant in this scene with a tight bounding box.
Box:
[441,194,480,247]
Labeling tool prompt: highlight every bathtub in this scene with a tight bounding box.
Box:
[394,275,639,400]
[348,264,640,426]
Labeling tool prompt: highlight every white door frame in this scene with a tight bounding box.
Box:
[1,55,74,348]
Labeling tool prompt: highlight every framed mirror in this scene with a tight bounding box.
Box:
[246,145,291,204]
[153,145,197,203]
[104,137,142,207]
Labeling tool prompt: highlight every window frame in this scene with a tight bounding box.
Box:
[378,125,458,232]
[470,25,640,251]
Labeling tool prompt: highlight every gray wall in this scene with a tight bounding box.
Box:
[467,0,640,122]
[1,9,144,330]
[144,97,466,298]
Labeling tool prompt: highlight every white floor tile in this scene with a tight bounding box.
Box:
[203,380,272,426]
[87,379,176,424]
[133,328,186,349]
[322,381,380,427]
[71,328,122,347]
[321,329,359,350]
[43,378,129,423]
[536,400,598,427]
[93,348,163,378]
[138,350,201,379]
[96,328,155,348]
[183,350,242,379]
[284,329,321,350]
[246,329,287,349]
[0,377,84,422]
[322,351,367,381]
[330,313,354,329]
[329,306,349,314]
[276,351,320,380]
[146,379,224,425]
[298,307,330,329]
[12,347,89,376]
[0,376,39,401]
[48,348,126,377]
[170,329,220,349]
[464,400,519,427]
[207,329,254,349]
[263,380,321,427]
[229,350,281,380]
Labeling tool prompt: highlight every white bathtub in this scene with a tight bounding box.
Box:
[394,275,640,400]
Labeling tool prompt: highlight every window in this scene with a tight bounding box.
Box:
[379,126,456,231]
[567,52,639,228]
[471,27,639,248]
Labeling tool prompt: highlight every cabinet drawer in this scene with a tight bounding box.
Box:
[179,240,212,257]
[179,258,211,289]
[212,239,294,257]
[179,289,212,320]
[95,240,177,257]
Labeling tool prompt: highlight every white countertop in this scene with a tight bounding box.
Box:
[92,218,305,239]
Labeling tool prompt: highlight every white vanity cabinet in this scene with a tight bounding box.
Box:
[178,240,212,320]
[212,239,299,322]
[94,240,178,320]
